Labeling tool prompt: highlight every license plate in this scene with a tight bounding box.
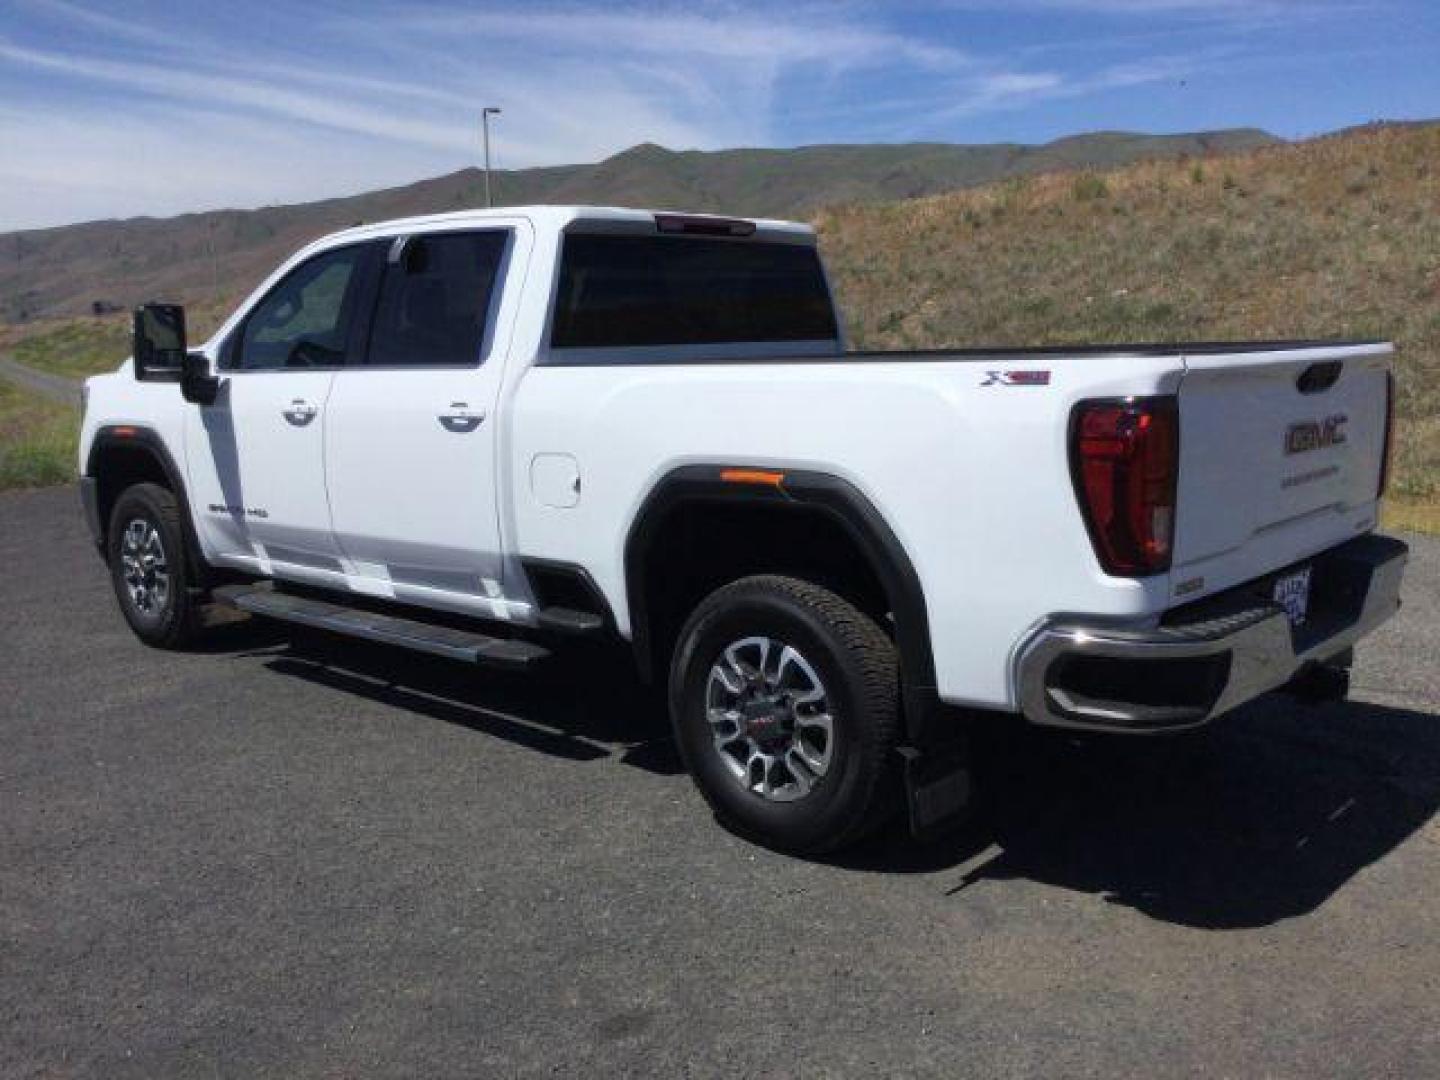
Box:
[1273,567,1312,626]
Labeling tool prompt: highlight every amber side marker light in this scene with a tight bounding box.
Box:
[719,468,786,488]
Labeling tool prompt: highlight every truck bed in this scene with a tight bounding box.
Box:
[544,339,1387,366]
[845,338,1387,360]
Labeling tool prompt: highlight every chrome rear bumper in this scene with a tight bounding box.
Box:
[1015,534,1408,734]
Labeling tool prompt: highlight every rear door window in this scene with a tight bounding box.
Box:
[365,231,509,367]
[551,235,838,349]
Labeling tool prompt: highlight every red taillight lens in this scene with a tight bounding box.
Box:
[1378,371,1395,499]
[1071,396,1179,576]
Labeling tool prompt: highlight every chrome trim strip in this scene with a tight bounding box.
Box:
[1015,541,1407,734]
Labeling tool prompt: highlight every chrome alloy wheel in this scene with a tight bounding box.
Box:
[119,517,170,616]
[705,636,835,802]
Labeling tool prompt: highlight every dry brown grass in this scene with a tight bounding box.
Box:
[818,123,1440,507]
[1384,499,1440,535]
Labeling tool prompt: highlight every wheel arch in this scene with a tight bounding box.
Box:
[86,425,208,579]
[623,464,938,743]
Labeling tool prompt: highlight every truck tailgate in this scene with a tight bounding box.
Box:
[1171,343,1391,594]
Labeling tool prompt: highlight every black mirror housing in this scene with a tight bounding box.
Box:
[181,351,221,406]
[133,303,187,380]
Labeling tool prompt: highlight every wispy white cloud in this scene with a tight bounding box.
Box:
[0,39,477,153]
[372,5,973,71]
[13,0,163,43]
[0,0,1415,229]
[908,54,1200,126]
[934,0,1376,22]
[0,0,1005,228]
[0,101,448,228]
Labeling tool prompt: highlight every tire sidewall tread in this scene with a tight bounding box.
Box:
[669,574,901,855]
[107,481,202,649]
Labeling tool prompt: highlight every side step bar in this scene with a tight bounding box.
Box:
[213,584,550,668]
[534,606,605,634]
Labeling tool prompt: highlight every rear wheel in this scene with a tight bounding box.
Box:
[669,575,901,854]
[107,482,204,649]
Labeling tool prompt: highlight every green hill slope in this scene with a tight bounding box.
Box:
[818,122,1439,514]
[0,128,1274,322]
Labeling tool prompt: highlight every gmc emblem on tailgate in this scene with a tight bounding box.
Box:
[1285,414,1348,455]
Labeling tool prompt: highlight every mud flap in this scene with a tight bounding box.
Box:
[898,743,972,839]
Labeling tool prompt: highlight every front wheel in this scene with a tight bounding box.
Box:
[668,575,901,854]
[107,482,205,649]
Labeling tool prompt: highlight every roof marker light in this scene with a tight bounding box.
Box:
[655,214,756,237]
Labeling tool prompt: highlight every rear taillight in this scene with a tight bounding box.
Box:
[1378,371,1395,499]
[1071,396,1179,576]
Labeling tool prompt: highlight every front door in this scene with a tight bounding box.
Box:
[323,226,521,616]
[185,241,379,580]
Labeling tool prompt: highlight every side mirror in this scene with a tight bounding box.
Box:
[133,303,187,380]
[181,351,221,406]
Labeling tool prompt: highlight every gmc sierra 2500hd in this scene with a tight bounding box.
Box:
[79,205,1407,853]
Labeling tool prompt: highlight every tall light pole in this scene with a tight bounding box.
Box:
[207,218,220,300]
[482,107,501,208]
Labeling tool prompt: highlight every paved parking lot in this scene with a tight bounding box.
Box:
[3,484,1438,1077]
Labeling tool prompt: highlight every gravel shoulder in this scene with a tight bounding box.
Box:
[0,355,83,405]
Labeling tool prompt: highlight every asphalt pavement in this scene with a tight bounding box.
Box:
[2,484,1437,1078]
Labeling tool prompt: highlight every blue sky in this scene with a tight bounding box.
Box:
[1,0,1436,230]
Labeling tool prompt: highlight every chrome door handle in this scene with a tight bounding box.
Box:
[438,403,485,433]
[283,399,318,426]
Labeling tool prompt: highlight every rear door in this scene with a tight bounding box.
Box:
[1171,343,1391,589]
[323,225,524,616]
[185,241,380,577]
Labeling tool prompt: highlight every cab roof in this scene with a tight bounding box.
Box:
[314,205,816,250]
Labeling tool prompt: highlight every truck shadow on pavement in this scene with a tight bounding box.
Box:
[856,699,1440,930]
[242,627,1439,931]
[249,628,685,774]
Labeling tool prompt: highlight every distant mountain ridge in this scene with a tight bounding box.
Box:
[0,127,1278,321]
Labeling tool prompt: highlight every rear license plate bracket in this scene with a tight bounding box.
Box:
[1273,567,1312,626]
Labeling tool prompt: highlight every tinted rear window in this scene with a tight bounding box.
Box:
[551,235,837,349]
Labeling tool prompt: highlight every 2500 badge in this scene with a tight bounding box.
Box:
[208,503,270,519]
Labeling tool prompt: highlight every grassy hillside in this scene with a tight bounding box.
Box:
[819,122,1440,520]
[0,129,1274,323]
[2,301,231,380]
[0,380,76,490]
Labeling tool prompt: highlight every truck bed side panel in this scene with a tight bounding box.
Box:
[507,355,1184,710]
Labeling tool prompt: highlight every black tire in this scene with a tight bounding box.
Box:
[669,575,901,854]
[107,482,204,649]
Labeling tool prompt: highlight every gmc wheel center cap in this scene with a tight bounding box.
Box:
[740,696,791,745]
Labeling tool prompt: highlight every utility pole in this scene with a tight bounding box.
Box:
[207,218,219,300]
[482,107,502,208]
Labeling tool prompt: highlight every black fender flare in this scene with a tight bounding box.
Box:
[623,464,938,744]
[85,425,209,579]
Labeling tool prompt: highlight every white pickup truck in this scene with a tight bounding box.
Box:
[79,205,1407,853]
